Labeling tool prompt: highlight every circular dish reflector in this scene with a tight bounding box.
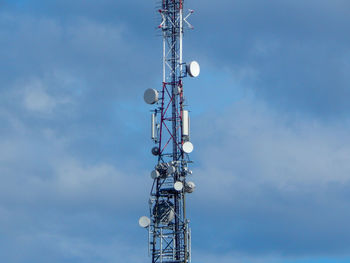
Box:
[174,181,184,191]
[139,216,151,228]
[144,89,159,104]
[185,181,196,193]
[182,141,194,153]
[151,147,160,156]
[187,61,200,78]
[151,170,160,179]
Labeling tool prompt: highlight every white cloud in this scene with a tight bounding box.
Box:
[66,18,126,54]
[0,114,150,262]
[0,125,147,208]
[194,99,350,203]
[23,80,57,113]
[188,99,350,257]
[19,78,75,117]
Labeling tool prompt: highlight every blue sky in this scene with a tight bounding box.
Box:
[1,0,350,262]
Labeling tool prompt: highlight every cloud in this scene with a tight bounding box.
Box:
[0,1,350,262]
[187,0,350,117]
[0,10,156,103]
[0,109,150,262]
[22,79,72,115]
[190,99,350,257]
[192,249,350,263]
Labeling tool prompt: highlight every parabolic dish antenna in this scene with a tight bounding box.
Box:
[174,181,184,191]
[182,141,194,154]
[151,170,160,179]
[144,89,159,104]
[139,216,151,228]
[185,181,196,193]
[152,147,160,156]
[187,61,200,78]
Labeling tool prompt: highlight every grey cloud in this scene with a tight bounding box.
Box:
[0,12,156,97]
[0,9,157,164]
[0,111,150,262]
[189,99,350,257]
[5,0,350,117]
[0,2,163,263]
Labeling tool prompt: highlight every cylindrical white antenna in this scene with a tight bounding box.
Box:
[151,113,157,141]
[179,3,183,74]
[188,114,191,140]
[182,110,189,137]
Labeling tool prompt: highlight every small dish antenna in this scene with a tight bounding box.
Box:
[187,61,200,78]
[185,181,196,193]
[174,181,184,191]
[182,141,194,153]
[139,216,151,228]
[152,147,160,156]
[151,170,160,179]
[144,89,159,104]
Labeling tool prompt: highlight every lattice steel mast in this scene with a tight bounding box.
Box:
[140,1,200,263]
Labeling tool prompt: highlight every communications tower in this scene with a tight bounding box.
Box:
[139,0,200,263]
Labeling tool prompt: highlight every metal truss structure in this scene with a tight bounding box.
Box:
[140,1,199,263]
